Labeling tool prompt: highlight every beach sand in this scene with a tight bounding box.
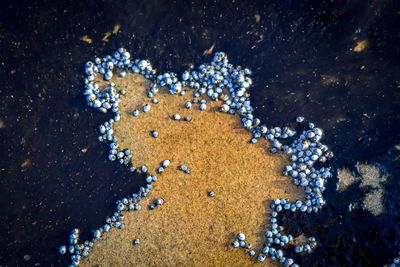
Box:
[81,74,303,267]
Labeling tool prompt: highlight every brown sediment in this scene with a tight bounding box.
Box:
[80,35,93,44]
[363,188,385,216]
[358,164,387,189]
[337,163,387,216]
[82,74,303,267]
[337,168,359,192]
[353,39,368,52]
[21,159,31,171]
[112,24,121,35]
[292,233,310,248]
[203,44,216,56]
[102,24,121,43]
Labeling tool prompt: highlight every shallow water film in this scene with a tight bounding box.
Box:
[0,0,400,266]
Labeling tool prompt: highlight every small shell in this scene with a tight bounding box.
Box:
[237,233,246,241]
[162,160,171,168]
[151,130,159,138]
[132,110,140,117]
[104,71,113,81]
[172,114,181,120]
[199,103,207,111]
[296,116,305,123]
[231,241,240,248]
[58,245,67,255]
[248,250,256,256]
[185,101,192,109]
[143,104,151,113]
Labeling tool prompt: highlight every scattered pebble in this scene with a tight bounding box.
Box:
[237,233,246,241]
[151,130,159,138]
[143,104,151,113]
[23,254,31,261]
[156,198,164,205]
[162,160,171,168]
[132,109,139,117]
[58,245,66,255]
[296,116,304,123]
[179,164,190,174]
[172,114,181,120]
[199,103,207,111]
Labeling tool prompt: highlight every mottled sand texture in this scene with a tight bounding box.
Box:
[337,163,387,216]
[82,74,303,267]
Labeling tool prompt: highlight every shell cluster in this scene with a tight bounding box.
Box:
[387,253,400,267]
[59,48,333,267]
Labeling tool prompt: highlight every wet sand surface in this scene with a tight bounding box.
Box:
[81,74,303,266]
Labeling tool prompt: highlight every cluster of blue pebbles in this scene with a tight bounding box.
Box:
[58,48,334,267]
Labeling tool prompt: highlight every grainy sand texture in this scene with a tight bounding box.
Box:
[82,74,303,267]
[337,163,387,216]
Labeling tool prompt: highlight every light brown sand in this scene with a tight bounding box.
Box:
[82,74,303,267]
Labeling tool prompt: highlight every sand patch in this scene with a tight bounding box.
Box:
[81,74,303,267]
[337,163,387,216]
[80,35,93,44]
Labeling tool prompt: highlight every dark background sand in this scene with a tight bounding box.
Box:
[1,1,400,266]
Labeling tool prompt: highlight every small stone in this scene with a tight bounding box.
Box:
[248,250,256,256]
[151,130,159,138]
[257,254,266,262]
[162,160,171,168]
[143,104,151,112]
[185,101,192,109]
[231,241,240,248]
[132,109,139,117]
[179,164,190,173]
[296,116,304,123]
[237,233,246,241]
[172,114,181,120]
